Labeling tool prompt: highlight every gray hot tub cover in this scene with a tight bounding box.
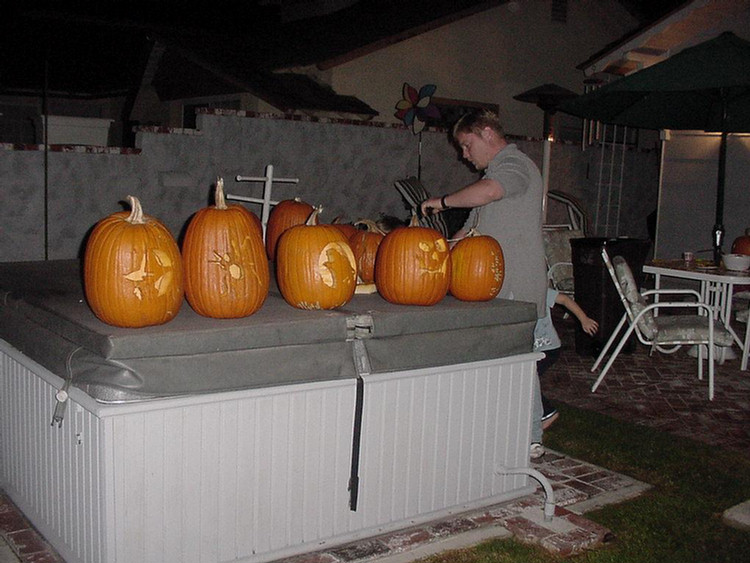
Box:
[0,260,535,402]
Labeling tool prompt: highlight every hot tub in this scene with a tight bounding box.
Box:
[0,260,540,563]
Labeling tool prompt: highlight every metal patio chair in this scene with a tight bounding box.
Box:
[735,292,750,371]
[743,309,750,371]
[542,227,583,296]
[542,190,588,297]
[591,247,733,400]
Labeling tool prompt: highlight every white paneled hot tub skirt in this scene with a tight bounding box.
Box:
[0,339,538,563]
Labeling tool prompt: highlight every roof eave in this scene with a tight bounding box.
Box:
[314,0,506,71]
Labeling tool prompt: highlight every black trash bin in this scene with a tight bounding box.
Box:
[571,238,651,357]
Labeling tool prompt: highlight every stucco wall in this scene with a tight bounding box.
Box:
[329,0,637,138]
[0,111,658,263]
[656,131,750,260]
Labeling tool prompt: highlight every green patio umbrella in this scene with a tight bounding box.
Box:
[558,31,750,261]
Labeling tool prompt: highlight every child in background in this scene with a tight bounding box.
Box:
[530,288,599,459]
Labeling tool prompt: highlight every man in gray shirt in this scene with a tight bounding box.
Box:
[421,108,550,457]
[421,109,546,320]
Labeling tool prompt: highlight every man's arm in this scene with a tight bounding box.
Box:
[420,178,504,216]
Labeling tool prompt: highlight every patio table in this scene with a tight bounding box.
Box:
[643,259,750,369]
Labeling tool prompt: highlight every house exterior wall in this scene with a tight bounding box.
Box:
[327,0,638,138]
[656,131,750,260]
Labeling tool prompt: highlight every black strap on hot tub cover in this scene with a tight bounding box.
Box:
[348,376,364,511]
[348,338,371,511]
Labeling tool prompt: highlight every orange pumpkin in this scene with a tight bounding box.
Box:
[247,207,263,239]
[331,216,358,240]
[84,195,184,328]
[349,219,385,284]
[449,229,504,301]
[374,214,451,306]
[265,197,314,261]
[182,177,270,318]
[276,207,357,310]
[731,228,750,256]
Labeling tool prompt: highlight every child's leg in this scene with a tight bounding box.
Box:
[531,370,543,444]
[537,348,561,418]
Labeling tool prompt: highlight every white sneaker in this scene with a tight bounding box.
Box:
[529,442,545,459]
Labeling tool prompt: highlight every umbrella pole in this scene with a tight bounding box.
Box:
[713,131,727,264]
[542,138,551,222]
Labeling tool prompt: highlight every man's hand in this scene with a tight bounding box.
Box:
[420,196,442,216]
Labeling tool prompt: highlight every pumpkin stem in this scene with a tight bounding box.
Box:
[306,206,323,226]
[408,212,421,228]
[215,177,227,210]
[465,227,479,238]
[354,219,385,235]
[125,195,146,224]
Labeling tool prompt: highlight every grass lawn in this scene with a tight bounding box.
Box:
[417,403,750,563]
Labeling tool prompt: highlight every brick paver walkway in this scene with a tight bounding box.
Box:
[544,308,750,457]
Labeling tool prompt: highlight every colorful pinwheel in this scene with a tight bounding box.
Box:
[394,83,441,134]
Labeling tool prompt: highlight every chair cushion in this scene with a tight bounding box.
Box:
[542,229,582,291]
[394,177,469,239]
[394,177,449,237]
[654,316,734,347]
[556,274,575,293]
[612,256,658,339]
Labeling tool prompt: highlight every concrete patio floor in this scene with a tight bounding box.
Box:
[1,302,748,562]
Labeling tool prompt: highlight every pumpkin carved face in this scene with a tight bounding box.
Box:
[449,230,504,301]
[374,216,451,306]
[276,207,357,310]
[84,195,184,328]
[182,178,270,318]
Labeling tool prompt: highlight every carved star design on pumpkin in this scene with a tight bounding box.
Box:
[123,251,177,300]
[123,254,153,300]
[152,249,175,296]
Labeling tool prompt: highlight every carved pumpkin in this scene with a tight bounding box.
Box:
[375,214,451,306]
[265,197,314,261]
[276,207,357,310]
[449,229,504,301]
[731,228,750,256]
[349,219,385,284]
[84,195,184,328]
[247,207,263,239]
[182,177,270,318]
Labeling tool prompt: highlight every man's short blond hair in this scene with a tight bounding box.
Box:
[452,109,505,139]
